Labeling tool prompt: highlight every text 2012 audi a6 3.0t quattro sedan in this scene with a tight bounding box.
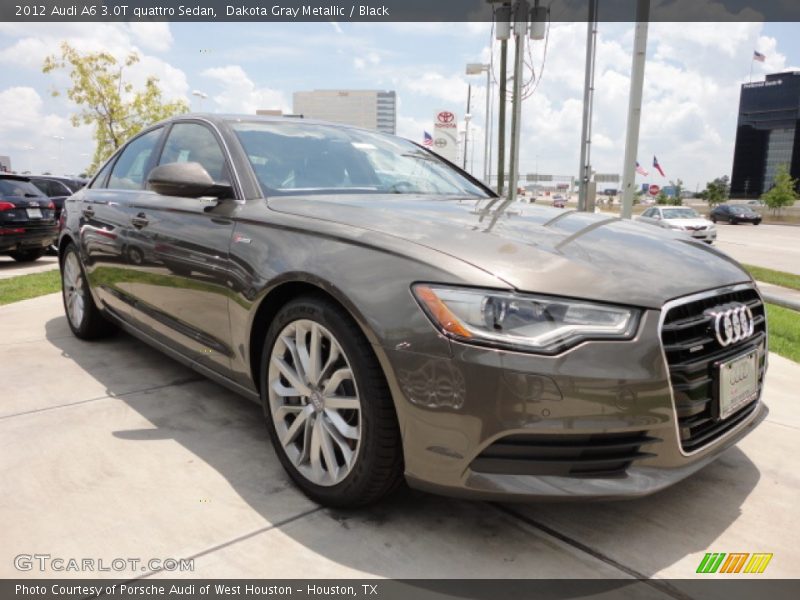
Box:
[58,115,767,507]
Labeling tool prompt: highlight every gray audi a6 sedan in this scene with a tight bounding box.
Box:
[58,115,767,507]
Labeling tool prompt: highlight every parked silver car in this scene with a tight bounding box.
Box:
[58,115,767,507]
[637,206,717,244]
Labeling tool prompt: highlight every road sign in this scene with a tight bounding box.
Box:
[649,184,660,196]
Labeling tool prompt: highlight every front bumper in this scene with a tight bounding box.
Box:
[687,229,716,242]
[380,305,767,501]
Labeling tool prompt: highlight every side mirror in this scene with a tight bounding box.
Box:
[147,162,233,199]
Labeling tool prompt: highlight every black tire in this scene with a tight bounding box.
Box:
[754,220,761,226]
[61,244,116,340]
[10,248,45,262]
[710,216,717,223]
[730,218,739,225]
[260,295,403,508]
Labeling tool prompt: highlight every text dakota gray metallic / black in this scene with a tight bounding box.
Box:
[58,114,768,507]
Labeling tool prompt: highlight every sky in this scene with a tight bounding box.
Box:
[0,20,798,191]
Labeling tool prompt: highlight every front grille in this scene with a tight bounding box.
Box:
[660,286,766,453]
[470,432,659,478]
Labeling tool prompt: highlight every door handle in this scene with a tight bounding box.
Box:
[131,212,149,229]
[82,206,95,218]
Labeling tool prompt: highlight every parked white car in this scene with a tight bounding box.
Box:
[637,206,717,244]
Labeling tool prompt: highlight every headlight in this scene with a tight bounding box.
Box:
[412,284,641,355]
[666,223,685,230]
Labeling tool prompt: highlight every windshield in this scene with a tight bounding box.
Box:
[662,208,700,219]
[230,120,490,198]
[0,178,46,198]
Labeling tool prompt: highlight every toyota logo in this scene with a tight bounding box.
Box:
[705,303,755,347]
[437,111,455,124]
[434,138,447,147]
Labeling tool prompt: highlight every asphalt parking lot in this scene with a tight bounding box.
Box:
[714,223,800,276]
[2,293,799,584]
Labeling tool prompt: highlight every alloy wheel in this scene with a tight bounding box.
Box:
[267,319,362,487]
[63,252,85,329]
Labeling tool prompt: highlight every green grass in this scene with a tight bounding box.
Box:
[0,270,60,306]
[743,264,800,292]
[766,303,800,364]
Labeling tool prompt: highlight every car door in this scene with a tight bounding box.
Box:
[639,208,656,225]
[78,127,166,323]
[121,120,238,375]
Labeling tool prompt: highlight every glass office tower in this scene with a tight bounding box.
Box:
[730,71,800,197]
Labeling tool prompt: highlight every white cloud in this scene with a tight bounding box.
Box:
[201,65,289,114]
[128,22,174,53]
[0,87,93,175]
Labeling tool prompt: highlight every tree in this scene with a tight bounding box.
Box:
[668,178,683,205]
[761,164,798,215]
[43,42,189,174]
[700,175,730,207]
[656,190,669,205]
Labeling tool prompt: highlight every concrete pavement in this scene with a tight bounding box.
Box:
[0,254,59,280]
[1,293,798,581]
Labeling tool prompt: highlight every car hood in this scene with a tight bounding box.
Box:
[267,194,752,309]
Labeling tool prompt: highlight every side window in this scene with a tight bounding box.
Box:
[158,123,229,182]
[642,208,653,218]
[90,158,115,189]
[108,128,163,190]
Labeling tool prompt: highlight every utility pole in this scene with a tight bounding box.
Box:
[620,0,650,219]
[578,0,598,212]
[497,39,508,195]
[507,0,528,204]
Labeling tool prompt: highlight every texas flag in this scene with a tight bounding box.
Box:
[653,156,666,177]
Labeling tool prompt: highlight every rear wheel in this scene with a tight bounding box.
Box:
[10,248,45,262]
[61,244,116,339]
[260,295,403,508]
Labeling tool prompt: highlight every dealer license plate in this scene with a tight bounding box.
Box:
[26,208,42,219]
[718,350,758,420]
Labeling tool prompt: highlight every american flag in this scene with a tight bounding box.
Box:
[753,50,766,63]
[636,161,649,177]
[653,155,666,177]
[423,131,433,146]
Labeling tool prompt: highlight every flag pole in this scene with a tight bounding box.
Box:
[749,56,753,83]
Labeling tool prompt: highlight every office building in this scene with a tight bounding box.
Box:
[731,71,800,197]
[292,90,396,134]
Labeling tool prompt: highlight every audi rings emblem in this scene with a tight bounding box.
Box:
[706,303,755,347]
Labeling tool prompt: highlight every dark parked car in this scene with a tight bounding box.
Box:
[0,174,58,262]
[58,115,767,507]
[709,204,762,225]
[28,176,81,223]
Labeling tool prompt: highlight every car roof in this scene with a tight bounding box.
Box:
[155,113,391,137]
[0,173,31,182]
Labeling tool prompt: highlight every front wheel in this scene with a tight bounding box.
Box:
[10,248,45,262]
[260,296,403,508]
[61,244,116,339]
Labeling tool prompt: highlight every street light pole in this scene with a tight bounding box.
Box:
[620,0,650,219]
[51,135,65,175]
[463,84,472,170]
[192,89,208,111]
[466,62,493,182]
[578,0,598,212]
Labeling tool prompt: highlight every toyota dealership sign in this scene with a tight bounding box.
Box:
[432,110,458,163]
